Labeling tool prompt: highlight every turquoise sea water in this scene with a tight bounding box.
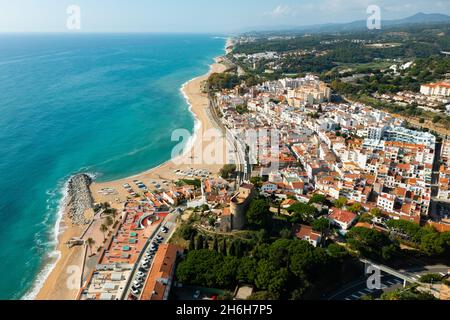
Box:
[0,34,225,299]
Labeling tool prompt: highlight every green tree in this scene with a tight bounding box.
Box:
[347,227,398,261]
[309,194,327,205]
[255,260,289,294]
[312,218,330,234]
[105,216,114,228]
[237,257,257,283]
[247,291,280,300]
[419,273,443,284]
[100,224,108,241]
[220,164,237,179]
[420,233,445,256]
[348,203,362,214]
[327,244,349,259]
[179,223,197,241]
[250,177,263,189]
[188,234,195,251]
[195,235,205,250]
[246,199,271,228]
[334,197,348,209]
[228,240,236,256]
[219,239,227,255]
[370,208,384,217]
[279,228,293,239]
[212,237,219,252]
[106,208,118,223]
[288,202,319,223]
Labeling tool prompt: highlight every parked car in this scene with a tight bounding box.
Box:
[131,288,141,295]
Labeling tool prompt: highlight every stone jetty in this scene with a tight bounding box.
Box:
[66,174,93,226]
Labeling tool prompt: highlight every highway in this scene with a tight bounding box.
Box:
[327,263,449,300]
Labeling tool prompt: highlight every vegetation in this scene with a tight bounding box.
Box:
[235,104,249,115]
[312,218,330,234]
[178,223,197,241]
[246,199,272,229]
[100,224,108,241]
[381,286,436,300]
[288,202,319,223]
[419,273,444,284]
[220,164,237,179]
[346,227,399,262]
[178,179,201,188]
[333,197,348,209]
[309,194,328,205]
[207,72,240,91]
[232,23,450,128]
[176,238,353,299]
[386,220,450,257]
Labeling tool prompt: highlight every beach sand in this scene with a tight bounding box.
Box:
[35,214,85,300]
[35,58,229,300]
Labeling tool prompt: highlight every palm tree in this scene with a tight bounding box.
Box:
[107,208,118,223]
[86,238,96,256]
[100,224,108,241]
[105,216,114,228]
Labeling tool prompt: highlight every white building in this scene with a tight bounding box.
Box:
[377,193,396,213]
[261,182,278,193]
[383,127,436,148]
[421,82,450,97]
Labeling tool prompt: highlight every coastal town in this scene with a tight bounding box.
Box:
[4,2,450,317]
[36,40,450,301]
[36,22,450,301]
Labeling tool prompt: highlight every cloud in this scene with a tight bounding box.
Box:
[269,5,292,17]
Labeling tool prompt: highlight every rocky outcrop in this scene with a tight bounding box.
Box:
[66,174,93,226]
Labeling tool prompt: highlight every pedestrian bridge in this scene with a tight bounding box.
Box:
[360,258,419,287]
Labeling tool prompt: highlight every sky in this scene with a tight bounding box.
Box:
[0,0,449,33]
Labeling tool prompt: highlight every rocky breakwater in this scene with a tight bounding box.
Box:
[66,174,93,226]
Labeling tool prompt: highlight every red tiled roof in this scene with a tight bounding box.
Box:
[294,224,321,241]
[329,209,357,224]
[140,244,183,301]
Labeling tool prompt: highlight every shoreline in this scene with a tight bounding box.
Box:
[33,45,230,300]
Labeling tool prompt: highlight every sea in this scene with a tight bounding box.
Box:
[0,33,225,299]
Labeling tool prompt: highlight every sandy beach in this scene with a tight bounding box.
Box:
[35,55,229,300]
[90,58,229,204]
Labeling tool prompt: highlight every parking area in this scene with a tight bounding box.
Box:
[127,221,176,299]
[329,275,405,300]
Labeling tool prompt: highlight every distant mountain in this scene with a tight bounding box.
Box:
[396,12,450,24]
[242,12,450,35]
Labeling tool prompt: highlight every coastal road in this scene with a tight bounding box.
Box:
[208,93,248,181]
[327,264,449,300]
[123,211,179,300]
[327,275,404,300]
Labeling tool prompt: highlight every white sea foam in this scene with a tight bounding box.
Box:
[21,43,226,300]
[21,172,97,300]
[21,180,68,300]
[180,79,202,158]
